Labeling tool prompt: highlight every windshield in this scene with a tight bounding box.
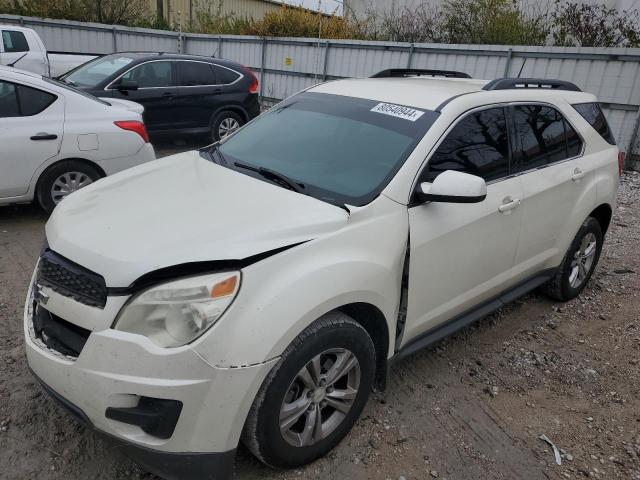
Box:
[212,92,439,206]
[61,55,134,87]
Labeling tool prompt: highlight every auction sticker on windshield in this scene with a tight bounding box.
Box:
[371,103,425,122]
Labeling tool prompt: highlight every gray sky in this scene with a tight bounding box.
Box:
[289,0,343,14]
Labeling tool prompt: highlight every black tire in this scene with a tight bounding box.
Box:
[242,311,376,469]
[211,111,244,142]
[541,216,603,301]
[36,160,102,214]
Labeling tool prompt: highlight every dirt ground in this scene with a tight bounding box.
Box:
[1,171,639,480]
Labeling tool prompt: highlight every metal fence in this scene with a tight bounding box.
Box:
[2,13,640,169]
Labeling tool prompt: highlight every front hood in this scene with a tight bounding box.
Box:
[100,97,144,115]
[46,151,349,287]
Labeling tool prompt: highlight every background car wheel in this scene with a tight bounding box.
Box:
[242,311,376,469]
[541,216,603,301]
[211,111,244,142]
[36,160,101,213]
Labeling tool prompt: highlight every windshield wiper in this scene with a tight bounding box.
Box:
[234,161,305,193]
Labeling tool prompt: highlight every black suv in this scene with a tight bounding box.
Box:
[60,52,260,141]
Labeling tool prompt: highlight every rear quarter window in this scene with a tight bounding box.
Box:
[572,103,616,145]
[213,65,241,84]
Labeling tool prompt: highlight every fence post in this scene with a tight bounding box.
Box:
[503,47,513,77]
[259,38,267,101]
[112,27,117,53]
[322,41,330,81]
[217,36,223,58]
[406,43,415,69]
[626,105,640,170]
[19,16,24,26]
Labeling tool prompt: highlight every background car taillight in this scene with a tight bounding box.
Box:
[114,121,150,143]
[618,151,625,176]
[242,65,259,94]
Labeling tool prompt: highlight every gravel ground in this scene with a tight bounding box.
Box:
[0,171,639,480]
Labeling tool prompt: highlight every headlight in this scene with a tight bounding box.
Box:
[114,271,240,348]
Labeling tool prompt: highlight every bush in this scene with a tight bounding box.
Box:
[552,2,640,47]
[1,0,151,25]
[439,0,550,45]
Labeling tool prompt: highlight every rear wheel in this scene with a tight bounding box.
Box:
[36,161,101,213]
[541,217,603,301]
[211,111,244,142]
[242,312,375,468]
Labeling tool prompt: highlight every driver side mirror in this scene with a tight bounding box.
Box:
[117,80,139,92]
[414,170,487,204]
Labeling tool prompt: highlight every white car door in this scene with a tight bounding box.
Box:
[0,79,64,198]
[508,104,596,282]
[401,106,524,346]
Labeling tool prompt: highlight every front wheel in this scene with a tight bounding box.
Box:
[242,312,376,468]
[541,216,603,301]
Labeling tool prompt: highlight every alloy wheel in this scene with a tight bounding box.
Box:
[218,117,240,139]
[569,232,597,288]
[50,172,94,204]
[279,348,361,447]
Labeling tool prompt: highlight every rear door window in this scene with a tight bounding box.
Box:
[177,61,216,86]
[423,107,510,183]
[572,102,616,145]
[511,105,582,173]
[0,81,55,117]
[121,61,174,88]
[2,30,29,53]
[17,84,57,115]
[0,81,19,117]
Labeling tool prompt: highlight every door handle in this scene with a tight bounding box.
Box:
[30,133,58,141]
[572,168,585,181]
[161,92,177,100]
[212,88,223,95]
[498,196,521,214]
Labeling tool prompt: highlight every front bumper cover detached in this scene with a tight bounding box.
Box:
[30,369,236,480]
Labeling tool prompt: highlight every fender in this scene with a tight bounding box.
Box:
[192,197,409,369]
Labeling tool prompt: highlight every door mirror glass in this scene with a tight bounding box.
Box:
[117,80,138,91]
[415,170,487,204]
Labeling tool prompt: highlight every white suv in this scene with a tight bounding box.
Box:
[24,69,620,479]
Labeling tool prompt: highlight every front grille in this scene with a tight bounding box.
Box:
[32,304,91,358]
[37,249,107,308]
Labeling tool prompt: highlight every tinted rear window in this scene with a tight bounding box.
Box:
[177,61,216,86]
[2,30,29,53]
[572,103,616,145]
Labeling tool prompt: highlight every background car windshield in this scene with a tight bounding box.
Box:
[217,92,438,206]
[62,55,134,87]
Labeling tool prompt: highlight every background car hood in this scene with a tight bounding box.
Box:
[46,151,349,287]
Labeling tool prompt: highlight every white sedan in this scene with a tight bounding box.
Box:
[0,65,155,212]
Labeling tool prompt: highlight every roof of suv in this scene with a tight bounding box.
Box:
[309,76,596,111]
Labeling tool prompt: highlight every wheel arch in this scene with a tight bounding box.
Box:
[588,203,613,235]
[337,303,390,392]
[34,157,106,193]
[210,105,250,125]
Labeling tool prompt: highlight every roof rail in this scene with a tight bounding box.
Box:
[483,78,581,92]
[371,69,471,79]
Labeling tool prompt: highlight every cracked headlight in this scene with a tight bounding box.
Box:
[114,272,240,348]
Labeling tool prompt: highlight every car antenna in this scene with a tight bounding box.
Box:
[7,52,28,68]
[517,58,527,78]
